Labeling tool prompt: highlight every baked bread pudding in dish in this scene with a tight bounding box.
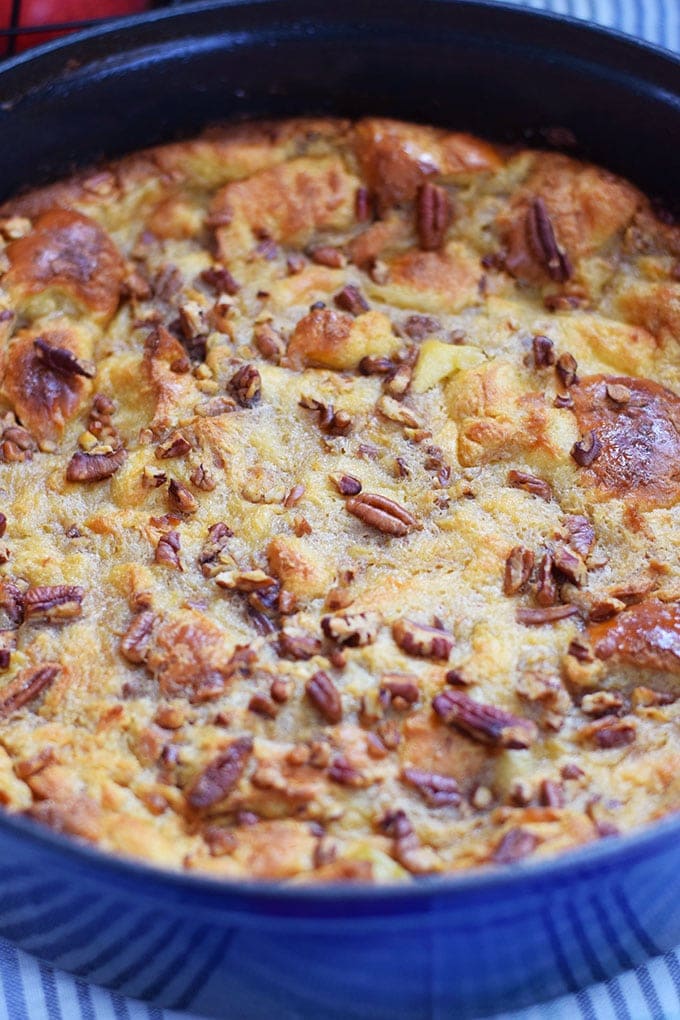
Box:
[0,117,678,881]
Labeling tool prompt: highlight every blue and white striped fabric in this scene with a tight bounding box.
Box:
[1,1,678,1017]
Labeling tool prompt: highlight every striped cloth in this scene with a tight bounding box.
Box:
[0,1,678,1018]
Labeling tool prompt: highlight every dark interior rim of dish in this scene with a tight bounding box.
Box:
[0,0,677,902]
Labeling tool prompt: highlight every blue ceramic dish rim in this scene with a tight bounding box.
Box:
[0,0,677,912]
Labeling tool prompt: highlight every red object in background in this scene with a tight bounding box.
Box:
[0,0,148,54]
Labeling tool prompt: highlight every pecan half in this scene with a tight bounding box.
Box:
[321,610,381,647]
[186,737,253,810]
[345,492,419,537]
[503,546,534,595]
[305,670,342,724]
[34,337,95,379]
[526,197,572,282]
[24,585,83,622]
[66,448,126,483]
[404,314,441,340]
[433,689,537,749]
[0,663,60,717]
[328,756,364,786]
[516,605,579,625]
[155,530,182,570]
[0,418,36,463]
[417,182,452,251]
[168,479,198,514]
[229,364,261,408]
[393,618,453,660]
[401,767,461,807]
[571,430,603,467]
[507,469,552,502]
[334,285,369,315]
[120,610,157,664]
[532,335,555,368]
[380,675,419,707]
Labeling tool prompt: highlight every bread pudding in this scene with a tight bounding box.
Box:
[0,117,678,881]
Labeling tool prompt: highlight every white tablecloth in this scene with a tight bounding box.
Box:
[1,0,678,1017]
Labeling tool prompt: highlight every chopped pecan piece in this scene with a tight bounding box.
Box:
[215,569,276,592]
[433,690,537,749]
[198,522,234,577]
[278,629,323,660]
[401,767,460,807]
[553,543,587,586]
[330,473,362,496]
[299,395,352,436]
[535,551,558,606]
[606,382,632,404]
[581,691,625,717]
[328,756,364,786]
[532,334,555,368]
[190,464,216,491]
[0,663,60,717]
[380,809,440,874]
[377,394,420,428]
[120,610,157,664]
[0,581,23,629]
[168,479,198,514]
[283,483,305,508]
[24,585,84,622]
[155,432,192,459]
[200,264,240,295]
[526,197,572,282]
[355,186,372,222]
[334,285,369,315]
[345,492,419,537]
[563,515,596,557]
[416,182,452,251]
[305,670,342,724]
[155,530,182,570]
[516,605,578,625]
[66,447,126,483]
[321,610,381,647]
[359,355,396,376]
[540,779,565,808]
[229,364,262,408]
[253,322,286,363]
[186,737,253,810]
[404,314,441,340]
[507,469,552,501]
[248,693,279,718]
[556,352,578,387]
[309,244,345,268]
[0,417,36,463]
[578,715,636,749]
[34,337,95,379]
[571,430,603,467]
[503,546,534,595]
[393,618,453,660]
[380,675,419,707]
[492,827,538,864]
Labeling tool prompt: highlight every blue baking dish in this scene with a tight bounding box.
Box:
[0,2,678,1016]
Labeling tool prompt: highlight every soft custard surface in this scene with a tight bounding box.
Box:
[0,118,678,880]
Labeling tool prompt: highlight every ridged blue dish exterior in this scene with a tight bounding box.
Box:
[0,4,678,1016]
[0,812,679,1018]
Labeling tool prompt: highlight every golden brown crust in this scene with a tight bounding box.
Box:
[0,116,677,883]
[569,375,680,508]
